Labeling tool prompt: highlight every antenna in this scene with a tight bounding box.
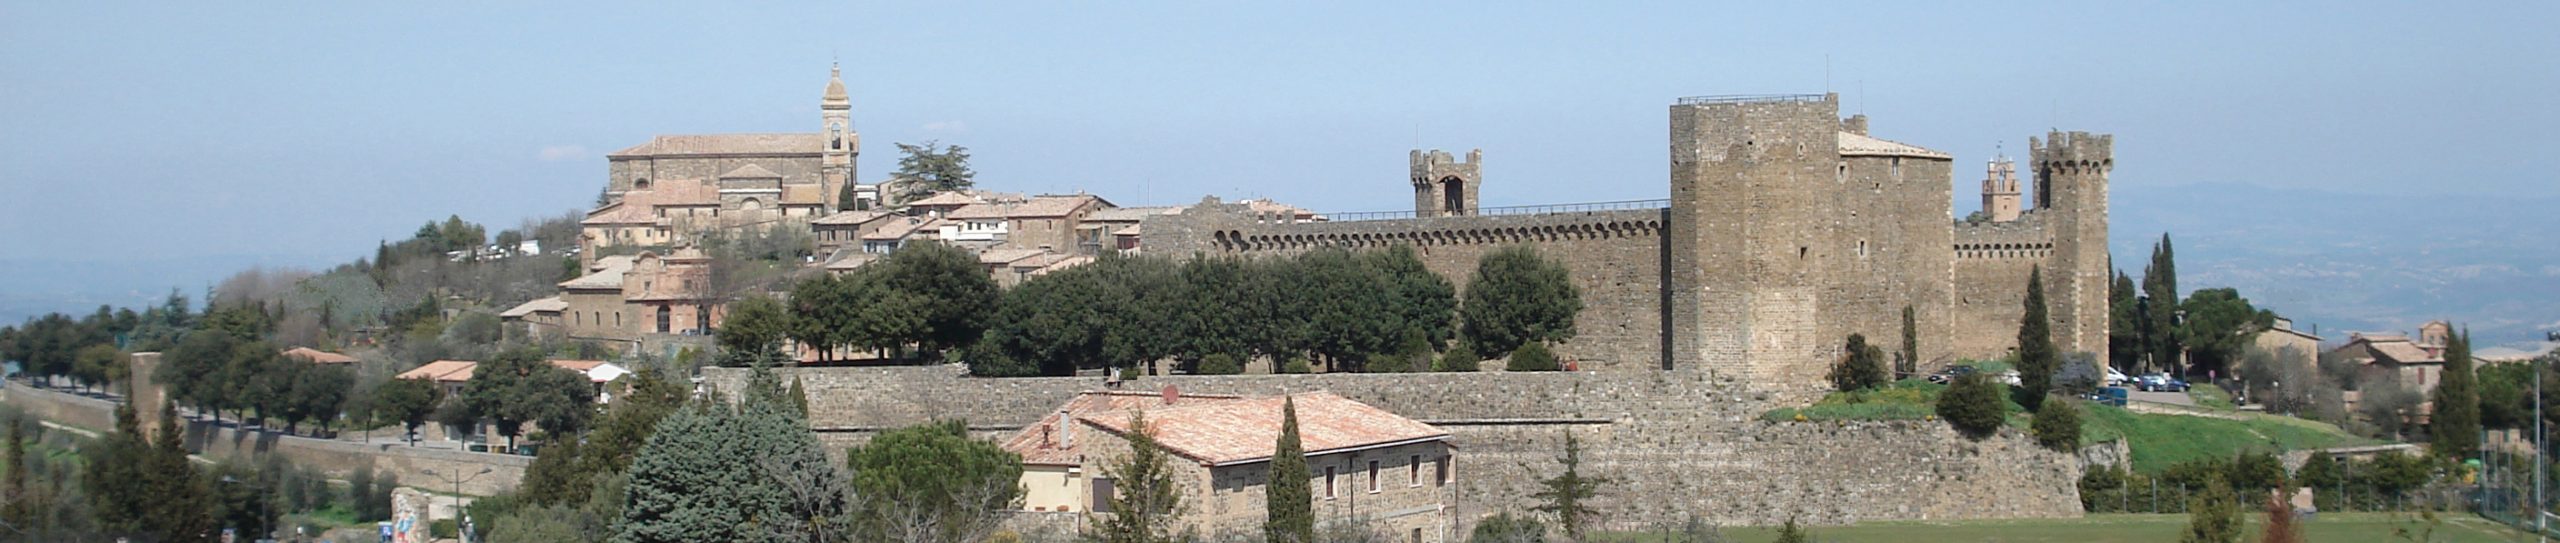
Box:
[1824,54,1831,93]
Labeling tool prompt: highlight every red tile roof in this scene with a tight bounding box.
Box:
[281,347,357,365]
[1075,391,1448,467]
[1001,391,1249,466]
[609,134,825,157]
[396,360,478,383]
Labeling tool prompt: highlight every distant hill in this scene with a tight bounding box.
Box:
[2109,182,2560,350]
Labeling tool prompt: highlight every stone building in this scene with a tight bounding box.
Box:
[550,248,724,350]
[581,65,861,264]
[1143,93,2112,398]
[1001,389,1455,541]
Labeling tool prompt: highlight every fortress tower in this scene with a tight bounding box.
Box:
[1410,149,1481,217]
[821,63,858,210]
[2031,131,2113,362]
[1980,155,2021,222]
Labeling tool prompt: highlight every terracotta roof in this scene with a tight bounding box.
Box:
[719,164,782,179]
[609,134,824,158]
[1002,391,1249,466]
[865,217,941,241]
[2369,341,2442,364]
[397,360,478,383]
[549,359,606,372]
[1239,199,1323,220]
[905,191,984,208]
[1076,391,1448,466]
[581,202,654,226]
[560,256,637,290]
[1088,206,1179,223]
[1010,195,1105,218]
[1031,256,1093,276]
[282,347,357,365]
[944,203,1012,220]
[500,296,568,318]
[978,248,1051,265]
[1838,131,1952,159]
[822,251,880,271]
[813,210,891,226]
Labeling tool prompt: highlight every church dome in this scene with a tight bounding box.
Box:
[823,64,850,107]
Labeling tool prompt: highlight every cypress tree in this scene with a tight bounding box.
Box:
[1900,305,1919,378]
[1,415,28,529]
[1265,397,1314,543]
[2109,269,2143,371]
[2143,234,2181,374]
[2431,328,2482,459]
[2018,266,2057,410]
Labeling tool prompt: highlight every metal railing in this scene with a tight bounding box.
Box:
[1675,93,1827,106]
[1322,199,1670,223]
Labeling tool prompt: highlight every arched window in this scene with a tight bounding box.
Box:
[656,306,672,334]
[634,178,651,190]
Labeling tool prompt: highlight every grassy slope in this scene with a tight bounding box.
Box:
[1594,513,2530,543]
[2081,403,2380,473]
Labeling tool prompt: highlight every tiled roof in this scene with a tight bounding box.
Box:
[560,256,637,290]
[904,191,984,207]
[2370,341,2442,364]
[719,163,782,179]
[822,251,880,271]
[978,248,1050,265]
[1088,206,1179,223]
[1076,391,1449,466]
[396,360,478,383]
[864,217,940,240]
[944,203,1011,220]
[813,210,891,226]
[1002,391,1249,466]
[282,347,357,365]
[499,296,567,318]
[1031,256,1093,276]
[549,359,606,372]
[581,202,654,226]
[1009,195,1105,218]
[609,134,824,158]
[1239,199,1322,220]
[1838,131,1951,159]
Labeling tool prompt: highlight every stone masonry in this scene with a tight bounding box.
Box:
[704,366,2085,532]
[1145,93,2112,400]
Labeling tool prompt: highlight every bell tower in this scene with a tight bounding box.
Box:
[821,63,858,210]
[1980,154,2021,222]
[1409,149,1481,217]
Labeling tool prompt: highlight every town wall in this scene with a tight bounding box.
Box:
[2,382,529,496]
[1143,204,1670,371]
[1950,215,2058,362]
[703,366,2084,529]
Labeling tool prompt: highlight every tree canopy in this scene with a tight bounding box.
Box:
[1460,246,1582,358]
[891,141,975,201]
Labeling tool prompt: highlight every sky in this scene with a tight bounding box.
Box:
[3,2,2556,339]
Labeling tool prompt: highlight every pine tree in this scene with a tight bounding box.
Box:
[1265,398,1314,543]
[1530,431,1608,541]
[2032,398,2082,452]
[1772,517,1809,543]
[143,401,216,542]
[2180,475,2241,543]
[2018,266,2058,411]
[2431,328,2482,459]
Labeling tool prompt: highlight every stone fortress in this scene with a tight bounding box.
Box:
[1145,93,2111,397]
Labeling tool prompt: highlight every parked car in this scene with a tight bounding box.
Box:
[1996,369,2022,386]
[1927,365,1979,384]
[2105,367,2130,386]
[2089,386,2130,407]
[2137,374,2191,392]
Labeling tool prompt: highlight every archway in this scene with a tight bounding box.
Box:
[1440,176,1465,215]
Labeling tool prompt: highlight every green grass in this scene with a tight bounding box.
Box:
[2081,403,2380,473]
[1760,380,1978,422]
[1594,513,2532,543]
[2189,386,2238,411]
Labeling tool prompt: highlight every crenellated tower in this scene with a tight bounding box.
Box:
[2031,131,2114,366]
[1410,149,1481,217]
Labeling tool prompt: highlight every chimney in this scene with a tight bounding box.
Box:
[1057,409,1073,449]
[1162,384,1180,405]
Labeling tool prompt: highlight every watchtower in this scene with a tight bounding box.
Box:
[2031,130,2114,363]
[1410,149,1481,217]
[1980,155,2021,222]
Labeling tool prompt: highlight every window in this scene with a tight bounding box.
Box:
[1411,528,1423,543]
[1440,456,1454,485]
[1324,467,1336,499]
[1367,460,1380,493]
[1409,455,1422,487]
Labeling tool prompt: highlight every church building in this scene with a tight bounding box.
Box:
[580,65,863,263]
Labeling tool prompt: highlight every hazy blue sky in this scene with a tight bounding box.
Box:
[3,2,2556,331]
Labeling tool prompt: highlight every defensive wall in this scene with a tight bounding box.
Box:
[703,366,2084,528]
[1,381,529,496]
[1142,200,1672,372]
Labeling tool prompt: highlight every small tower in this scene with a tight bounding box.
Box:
[1410,149,1481,217]
[820,63,858,209]
[1980,154,2022,222]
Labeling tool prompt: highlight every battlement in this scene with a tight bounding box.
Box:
[1409,148,1482,181]
[2030,131,2114,170]
[1675,94,1828,106]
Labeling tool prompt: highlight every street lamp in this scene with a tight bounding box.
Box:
[422,467,494,543]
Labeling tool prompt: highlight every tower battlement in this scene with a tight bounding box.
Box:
[1410,149,1482,217]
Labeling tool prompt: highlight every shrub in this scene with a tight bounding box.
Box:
[1936,372,2007,439]
[2180,475,2241,543]
[1506,343,1561,372]
[1196,353,1243,375]
[1279,357,1313,374]
[1467,511,1548,543]
[2032,398,2083,451]
[1434,343,1482,372]
[1829,333,1889,392]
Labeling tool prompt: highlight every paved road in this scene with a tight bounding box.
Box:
[2127,389,2196,406]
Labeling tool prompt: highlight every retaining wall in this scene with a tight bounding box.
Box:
[2,382,528,496]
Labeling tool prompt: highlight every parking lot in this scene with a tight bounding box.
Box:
[2125,389,2195,406]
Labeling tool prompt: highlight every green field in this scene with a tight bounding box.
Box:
[1596,513,2535,543]
[2079,403,2380,473]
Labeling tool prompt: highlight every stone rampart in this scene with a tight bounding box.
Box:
[1143,202,1670,371]
[706,366,2082,527]
[2,382,528,496]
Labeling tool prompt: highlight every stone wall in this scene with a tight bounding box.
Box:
[2,382,528,496]
[706,366,2083,528]
[1142,203,1670,371]
[1950,216,2058,362]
